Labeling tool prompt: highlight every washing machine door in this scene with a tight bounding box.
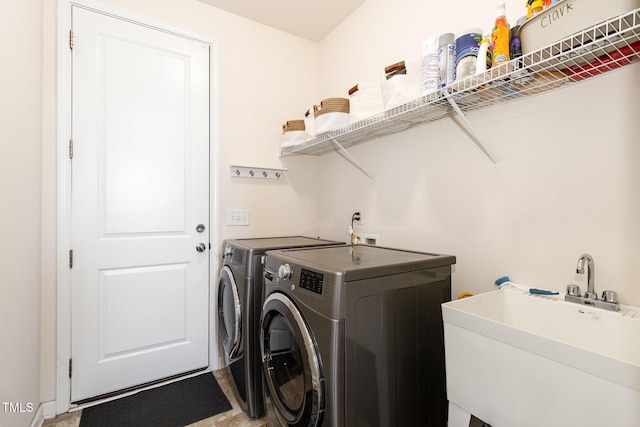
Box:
[261,292,324,427]
[218,265,242,361]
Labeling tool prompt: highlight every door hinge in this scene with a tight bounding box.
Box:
[69,250,73,269]
[68,359,72,378]
[69,139,73,159]
[69,29,73,49]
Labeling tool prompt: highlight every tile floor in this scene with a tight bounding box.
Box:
[42,369,280,427]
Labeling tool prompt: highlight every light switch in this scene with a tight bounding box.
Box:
[227,209,249,226]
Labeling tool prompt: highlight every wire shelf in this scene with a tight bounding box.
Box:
[281,8,640,158]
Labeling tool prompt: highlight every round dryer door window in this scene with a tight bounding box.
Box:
[261,292,324,427]
[218,266,242,361]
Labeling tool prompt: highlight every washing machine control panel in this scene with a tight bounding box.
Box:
[265,259,336,303]
[299,268,324,295]
[278,263,292,280]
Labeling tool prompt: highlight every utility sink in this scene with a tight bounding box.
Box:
[442,288,640,427]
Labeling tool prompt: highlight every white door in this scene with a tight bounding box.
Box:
[70,6,210,402]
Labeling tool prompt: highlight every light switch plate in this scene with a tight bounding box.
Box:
[227,208,249,226]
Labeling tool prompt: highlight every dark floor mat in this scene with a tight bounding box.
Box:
[79,373,232,427]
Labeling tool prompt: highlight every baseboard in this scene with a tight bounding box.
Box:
[29,401,56,427]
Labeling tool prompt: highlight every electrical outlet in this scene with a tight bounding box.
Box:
[355,233,379,245]
[354,208,364,225]
[227,208,249,226]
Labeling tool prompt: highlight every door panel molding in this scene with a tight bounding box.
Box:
[56,0,220,414]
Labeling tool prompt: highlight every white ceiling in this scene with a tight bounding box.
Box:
[196,0,366,42]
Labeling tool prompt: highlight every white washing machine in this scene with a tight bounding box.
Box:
[260,244,456,426]
[217,236,344,418]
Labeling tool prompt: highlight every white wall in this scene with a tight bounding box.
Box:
[41,0,58,411]
[0,1,43,426]
[314,0,640,304]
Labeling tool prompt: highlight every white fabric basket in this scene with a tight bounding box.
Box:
[314,112,350,135]
[349,82,385,124]
[281,130,307,148]
[304,107,315,138]
[381,59,421,110]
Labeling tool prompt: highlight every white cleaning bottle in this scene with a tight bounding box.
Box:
[421,36,439,95]
[476,37,491,74]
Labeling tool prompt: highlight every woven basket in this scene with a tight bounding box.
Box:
[281,120,307,148]
[313,98,350,118]
[282,120,305,134]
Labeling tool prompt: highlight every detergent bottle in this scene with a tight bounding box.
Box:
[492,2,510,67]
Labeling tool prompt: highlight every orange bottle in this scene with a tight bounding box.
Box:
[492,2,510,67]
[526,0,544,18]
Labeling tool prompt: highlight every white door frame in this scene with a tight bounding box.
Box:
[56,0,220,414]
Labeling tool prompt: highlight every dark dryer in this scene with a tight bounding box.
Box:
[260,244,455,426]
[217,236,344,418]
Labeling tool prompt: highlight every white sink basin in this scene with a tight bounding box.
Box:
[442,288,640,427]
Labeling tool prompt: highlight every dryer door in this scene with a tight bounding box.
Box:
[261,292,324,427]
[217,265,242,361]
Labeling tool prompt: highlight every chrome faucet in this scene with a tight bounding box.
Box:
[576,253,596,299]
[566,253,620,311]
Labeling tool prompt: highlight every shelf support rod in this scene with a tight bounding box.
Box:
[330,138,375,181]
[444,91,500,170]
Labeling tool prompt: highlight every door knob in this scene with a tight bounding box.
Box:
[196,243,207,252]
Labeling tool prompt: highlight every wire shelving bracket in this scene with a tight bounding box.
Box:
[443,90,500,170]
[330,138,375,181]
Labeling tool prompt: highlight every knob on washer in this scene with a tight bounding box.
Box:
[278,264,292,280]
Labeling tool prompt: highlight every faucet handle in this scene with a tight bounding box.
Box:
[566,284,581,297]
[601,290,619,304]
